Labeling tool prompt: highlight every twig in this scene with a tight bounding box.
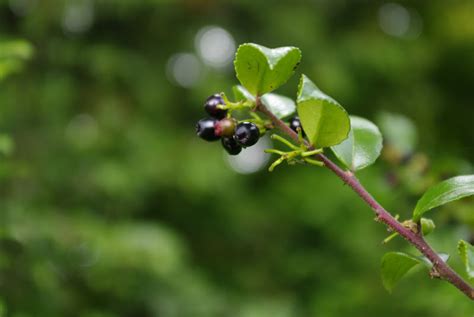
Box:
[255,96,474,300]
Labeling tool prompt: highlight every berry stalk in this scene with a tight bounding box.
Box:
[255,96,474,300]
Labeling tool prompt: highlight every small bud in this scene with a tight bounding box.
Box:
[421,218,436,236]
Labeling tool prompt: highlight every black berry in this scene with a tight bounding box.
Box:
[204,94,227,119]
[221,137,242,155]
[215,118,236,137]
[289,116,305,135]
[196,118,220,141]
[234,122,260,147]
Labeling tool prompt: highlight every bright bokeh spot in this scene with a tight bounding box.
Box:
[62,0,94,34]
[226,136,271,174]
[195,26,236,69]
[166,53,202,88]
[378,3,422,38]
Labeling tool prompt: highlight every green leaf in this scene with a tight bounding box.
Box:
[296,74,350,148]
[458,240,474,280]
[234,43,301,96]
[381,252,422,292]
[381,251,449,292]
[232,85,255,102]
[417,253,449,269]
[261,94,296,119]
[232,85,295,119]
[331,116,383,171]
[412,175,474,221]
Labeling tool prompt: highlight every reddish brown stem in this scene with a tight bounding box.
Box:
[256,97,474,300]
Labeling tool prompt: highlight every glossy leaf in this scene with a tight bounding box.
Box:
[331,116,383,171]
[296,74,350,148]
[381,252,421,292]
[233,85,295,119]
[234,43,301,96]
[232,85,255,102]
[261,94,296,119]
[412,175,474,221]
[381,251,449,293]
[458,240,474,280]
[417,253,449,269]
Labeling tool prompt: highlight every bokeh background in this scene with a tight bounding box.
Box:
[1,0,474,316]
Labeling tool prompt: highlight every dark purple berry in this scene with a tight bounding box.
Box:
[234,122,260,147]
[204,94,227,119]
[196,118,220,141]
[289,116,305,136]
[221,137,242,155]
[215,118,237,137]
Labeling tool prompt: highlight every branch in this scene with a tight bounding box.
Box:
[255,97,474,300]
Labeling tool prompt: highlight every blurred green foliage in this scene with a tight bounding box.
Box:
[0,0,474,316]
[0,39,33,80]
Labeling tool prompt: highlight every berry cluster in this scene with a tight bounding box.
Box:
[195,94,260,155]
